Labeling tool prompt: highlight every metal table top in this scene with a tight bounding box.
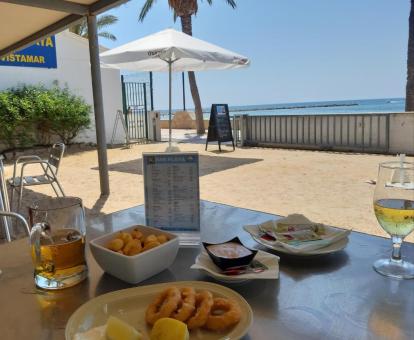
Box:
[1,200,413,340]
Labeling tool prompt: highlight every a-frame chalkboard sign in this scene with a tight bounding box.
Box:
[205,104,235,151]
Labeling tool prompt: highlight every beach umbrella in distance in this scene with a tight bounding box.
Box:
[100,28,250,150]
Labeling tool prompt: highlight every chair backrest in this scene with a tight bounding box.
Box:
[0,154,10,213]
[0,155,12,241]
[48,143,65,175]
[0,210,30,242]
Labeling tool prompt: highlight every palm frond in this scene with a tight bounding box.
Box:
[69,18,87,36]
[70,15,117,41]
[80,28,88,38]
[97,14,118,28]
[69,24,82,35]
[139,0,156,22]
[202,0,236,9]
[225,0,237,9]
[98,31,117,41]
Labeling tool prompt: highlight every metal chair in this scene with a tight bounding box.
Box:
[8,143,66,212]
[0,211,30,242]
[1,155,13,241]
[0,211,30,278]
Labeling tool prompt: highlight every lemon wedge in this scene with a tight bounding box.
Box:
[106,316,142,340]
[150,318,189,340]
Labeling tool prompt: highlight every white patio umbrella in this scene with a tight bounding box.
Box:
[100,28,250,149]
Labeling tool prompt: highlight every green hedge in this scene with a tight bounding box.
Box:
[0,84,91,151]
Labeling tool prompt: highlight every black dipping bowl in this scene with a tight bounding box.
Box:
[202,237,258,271]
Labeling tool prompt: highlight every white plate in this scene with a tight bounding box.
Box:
[191,250,279,283]
[65,281,253,340]
[251,235,349,256]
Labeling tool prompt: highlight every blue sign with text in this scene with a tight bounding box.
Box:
[0,36,57,69]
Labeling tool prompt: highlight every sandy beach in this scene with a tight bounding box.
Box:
[4,136,413,243]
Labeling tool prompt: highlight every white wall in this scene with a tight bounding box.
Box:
[0,31,123,144]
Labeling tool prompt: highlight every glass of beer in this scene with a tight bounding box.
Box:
[29,197,88,289]
[373,161,414,279]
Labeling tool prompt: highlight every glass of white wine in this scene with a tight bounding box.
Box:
[373,161,414,279]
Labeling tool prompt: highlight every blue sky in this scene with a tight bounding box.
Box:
[104,0,409,110]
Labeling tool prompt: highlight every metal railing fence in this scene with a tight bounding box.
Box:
[232,115,241,146]
[233,113,390,153]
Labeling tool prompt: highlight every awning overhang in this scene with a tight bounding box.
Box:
[0,0,129,58]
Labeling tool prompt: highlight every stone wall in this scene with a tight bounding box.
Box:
[160,111,209,129]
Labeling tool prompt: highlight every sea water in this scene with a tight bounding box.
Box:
[227,98,405,117]
[160,98,405,120]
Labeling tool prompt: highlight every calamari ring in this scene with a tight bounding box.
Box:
[205,297,241,332]
[171,287,196,322]
[187,290,213,330]
[145,287,181,325]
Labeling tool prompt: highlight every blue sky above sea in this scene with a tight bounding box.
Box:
[105,0,409,111]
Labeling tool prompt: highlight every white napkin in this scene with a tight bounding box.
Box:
[191,249,279,280]
[244,214,351,254]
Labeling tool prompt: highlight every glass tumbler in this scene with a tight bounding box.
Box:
[29,197,88,289]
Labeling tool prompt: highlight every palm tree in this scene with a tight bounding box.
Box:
[406,0,414,111]
[69,14,119,42]
[139,0,237,135]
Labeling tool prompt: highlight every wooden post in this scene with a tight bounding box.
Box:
[87,14,110,195]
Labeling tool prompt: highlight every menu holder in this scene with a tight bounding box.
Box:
[143,152,200,245]
[205,104,235,151]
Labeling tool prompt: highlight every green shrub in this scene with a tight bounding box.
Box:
[0,84,91,150]
[48,87,91,144]
[0,90,35,150]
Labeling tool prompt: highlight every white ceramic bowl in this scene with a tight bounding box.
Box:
[89,225,179,284]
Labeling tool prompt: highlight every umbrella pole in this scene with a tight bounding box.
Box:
[168,60,172,148]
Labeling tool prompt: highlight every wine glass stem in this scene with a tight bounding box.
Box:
[391,236,403,262]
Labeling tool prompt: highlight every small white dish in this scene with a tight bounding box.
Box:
[89,225,179,284]
[251,234,349,256]
[191,249,279,283]
[66,281,253,340]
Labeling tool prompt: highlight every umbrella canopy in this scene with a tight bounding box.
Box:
[100,28,250,150]
[100,28,250,71]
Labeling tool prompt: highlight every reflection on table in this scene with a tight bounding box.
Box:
[0,200,413,339]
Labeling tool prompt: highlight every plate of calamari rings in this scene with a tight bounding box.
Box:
[66,281,253,340]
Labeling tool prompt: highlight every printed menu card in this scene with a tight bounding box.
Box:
[143,152,200,231]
